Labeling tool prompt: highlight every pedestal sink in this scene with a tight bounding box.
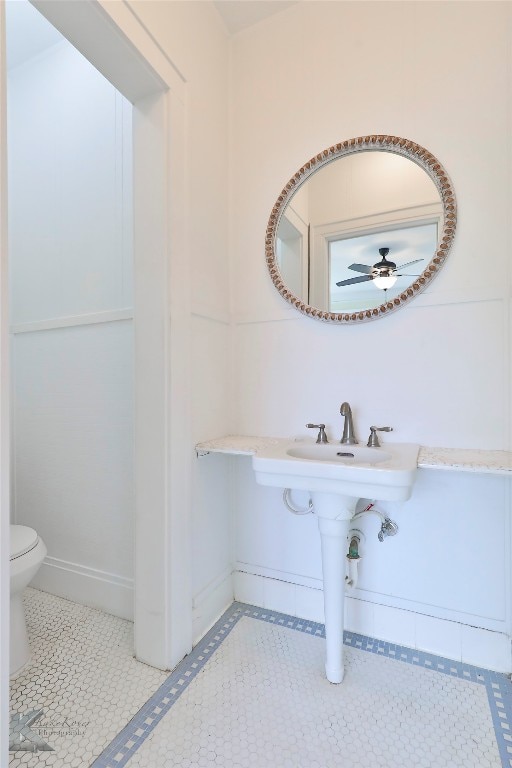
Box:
[252,440,419,683]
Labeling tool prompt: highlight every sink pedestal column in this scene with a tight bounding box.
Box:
[312,492,356,684]
[318,516,350,683]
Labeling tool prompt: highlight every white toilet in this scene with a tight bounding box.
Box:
[10,524,47,677]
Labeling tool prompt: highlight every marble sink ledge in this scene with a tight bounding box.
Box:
[195,436,512,476]
[195,435,289,456]
[417,446,511,475]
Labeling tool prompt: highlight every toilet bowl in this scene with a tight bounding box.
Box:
[10,525,47,677]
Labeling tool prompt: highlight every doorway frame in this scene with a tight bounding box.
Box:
[0,2,192,755]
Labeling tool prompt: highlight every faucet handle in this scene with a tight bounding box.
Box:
[367,426,393,448]
[306,423,329,444]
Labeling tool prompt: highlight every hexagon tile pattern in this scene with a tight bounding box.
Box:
[9,588,168,768]
[10,594,512,768]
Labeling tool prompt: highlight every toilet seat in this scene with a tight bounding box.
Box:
[10,525,39,561]
[9,525,46,677]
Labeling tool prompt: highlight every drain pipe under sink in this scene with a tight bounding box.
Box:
[346,530,363,588]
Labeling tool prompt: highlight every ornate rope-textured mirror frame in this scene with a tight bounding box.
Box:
[265,135,457,323]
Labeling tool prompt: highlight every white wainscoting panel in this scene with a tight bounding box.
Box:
[12,321,134,586]
[34,555,134,620]
[233,569,512,672]
[192,567,233,645]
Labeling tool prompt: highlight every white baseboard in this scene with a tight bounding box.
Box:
[234,570,512,673]
[32,556,134,621]
[192,568,234,645]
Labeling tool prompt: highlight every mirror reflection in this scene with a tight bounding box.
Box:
[276,150,444,314]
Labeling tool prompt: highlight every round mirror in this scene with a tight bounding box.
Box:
[266,135,456,322]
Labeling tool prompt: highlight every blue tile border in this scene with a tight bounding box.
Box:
[90,602,244,768]
[91,602,512,768]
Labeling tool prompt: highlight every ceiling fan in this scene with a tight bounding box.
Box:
[335,247,423,291]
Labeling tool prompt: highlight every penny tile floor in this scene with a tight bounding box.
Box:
[9,590,512,767]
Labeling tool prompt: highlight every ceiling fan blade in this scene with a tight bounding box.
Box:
[348,263,373,274]
[336,275,374,287]
[396,259,423,270]
[395,274,421,277]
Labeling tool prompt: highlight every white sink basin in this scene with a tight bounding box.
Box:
[287,444,390,463]
[253,440,419,502]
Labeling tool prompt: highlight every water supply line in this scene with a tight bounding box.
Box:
[344,504,398,589]
[283,489,314,515]
[281,495,398,542]
[351,502,399,542]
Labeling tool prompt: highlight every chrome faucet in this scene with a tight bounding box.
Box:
[367,425,393,448]
[306,423,329,443]
[340,402,357,444]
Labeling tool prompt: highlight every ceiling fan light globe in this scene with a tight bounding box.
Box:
[373,274,398,290]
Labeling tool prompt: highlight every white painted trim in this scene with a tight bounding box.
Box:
[191,306,231,326]
[313,202,443,241]
[235,560,322,591]
[192,568,234,645]
[233,307,302,325]
[193,566,233,609]
[122,0,186,96]
[232,287,507,326]
[234,563,508,632]
[409,287,507,309]
[0,3,10,760]
[233,570,512,672]
[132,89,192,671]
[352,585,507,633]
[32,557,134,621]
[165,90,193,669]
[277,207,309,303]
[31,0,181,105]
[10,309,134,334]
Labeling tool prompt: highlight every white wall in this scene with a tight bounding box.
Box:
[8,35,135,618]
[7,0,510,673]
[307,151,440,226]
[230,1,512,670]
